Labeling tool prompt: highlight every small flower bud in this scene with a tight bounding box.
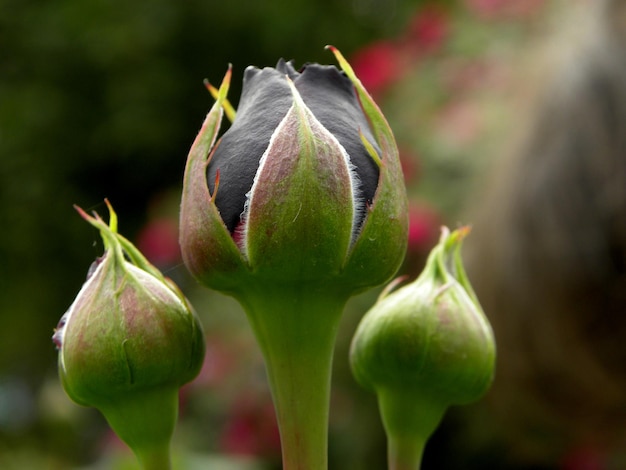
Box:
[350,227,495,468]
[53,201,205,466]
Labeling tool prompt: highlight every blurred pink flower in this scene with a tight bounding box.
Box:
[435,100,482,146]
[403,5,449,55]
[136,218,180,267]
[465,0,545,20]
[441,59,511,95]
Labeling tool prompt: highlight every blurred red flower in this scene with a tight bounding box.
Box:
[560,445,605,470]
[403,5,449,55]
[219,394,281,459]
[408,203,441,253]
[398,147,420,184]
[136,218,181,267]
[350,40,404,97]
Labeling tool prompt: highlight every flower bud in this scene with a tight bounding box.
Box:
[53,201,205,465]
[350,227,495,467]
[180,47,408,294]
[179,48,409,469]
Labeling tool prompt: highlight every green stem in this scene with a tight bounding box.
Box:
[387,435,425,470]
[377,388,446,470]
[99,389,178,470]
[237,284,349,470]
[135,445,172,470]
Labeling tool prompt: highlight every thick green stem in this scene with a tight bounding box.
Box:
[99,389,178,470]
[387,434,426,470]
[377,388,446,470]
[237,284,348,470]
[135,445,172,470]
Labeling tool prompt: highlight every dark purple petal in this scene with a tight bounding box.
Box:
[207,60,380,233]
[291,63,380,207]
[208,64,293,232]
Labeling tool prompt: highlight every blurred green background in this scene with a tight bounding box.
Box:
[0,0,577,468]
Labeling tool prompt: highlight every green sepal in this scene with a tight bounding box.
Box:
[244,78,355,282]
[179,66,250,292]
[205,77,237,123]
[327,46,409,292]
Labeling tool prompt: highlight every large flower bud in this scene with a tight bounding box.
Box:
[350,227,495,468]
[179,48,408,469]
[53,201,204,466]
[180,47,408,294]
